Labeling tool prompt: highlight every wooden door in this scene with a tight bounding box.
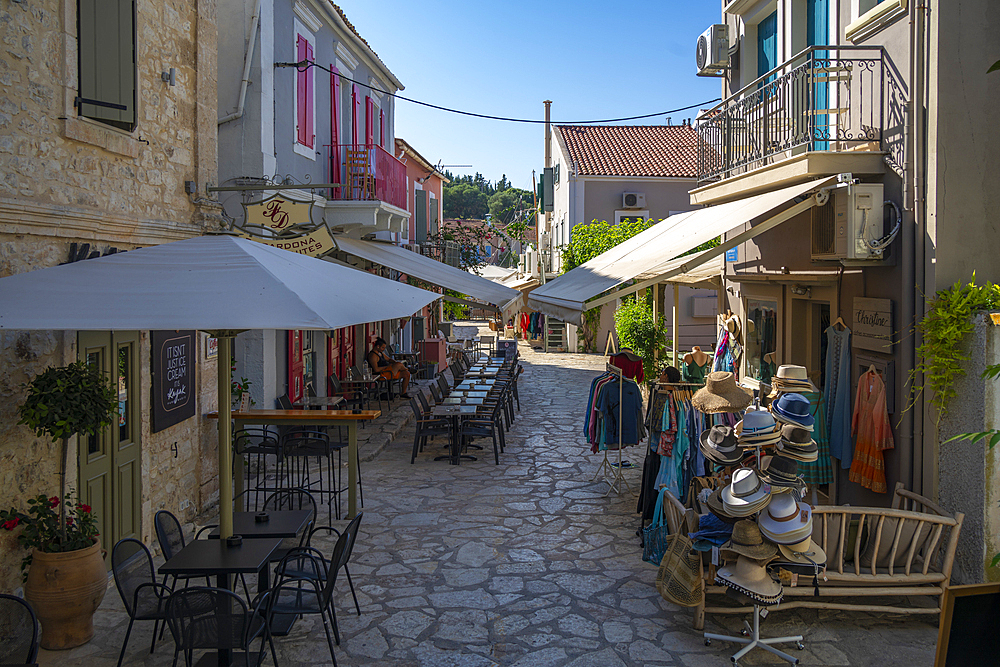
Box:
[78,331,140,564]
[287,330,304,403]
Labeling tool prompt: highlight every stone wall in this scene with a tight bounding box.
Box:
[0,0,220,593]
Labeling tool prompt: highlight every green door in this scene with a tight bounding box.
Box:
[78,331,141,562]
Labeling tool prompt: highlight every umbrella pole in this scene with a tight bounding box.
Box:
[217,335,234,540]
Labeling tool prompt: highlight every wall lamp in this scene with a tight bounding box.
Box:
[161,68,176,86]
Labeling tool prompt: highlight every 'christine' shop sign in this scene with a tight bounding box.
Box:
[151,330,196,432]
[852,297,894,352]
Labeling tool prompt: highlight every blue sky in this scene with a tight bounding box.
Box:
[342,1,723,191]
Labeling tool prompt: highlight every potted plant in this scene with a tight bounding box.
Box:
[0,361,116,650]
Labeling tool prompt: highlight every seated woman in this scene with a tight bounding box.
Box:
[367,337,411,398]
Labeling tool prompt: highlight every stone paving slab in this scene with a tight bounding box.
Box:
[37,333,937,666]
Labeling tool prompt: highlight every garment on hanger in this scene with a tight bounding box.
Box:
[610,352,645,383]
[595,376,644,450]
[848,369,894,493]
[824,324,853,468]
[797,390,834,485]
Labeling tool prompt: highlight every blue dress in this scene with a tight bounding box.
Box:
[824,325,853,468]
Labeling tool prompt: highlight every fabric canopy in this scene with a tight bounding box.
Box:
[0,235,440,331]
[528,177,836,324]
[334,237,522,313]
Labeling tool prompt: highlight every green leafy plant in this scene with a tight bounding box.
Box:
[561,218,654,274]
[908,274,1000,421]
[0,494,100,578]
[17,361,116,543]
[579,305,603,353]
[614,294,666,381]
[231,360,254,409]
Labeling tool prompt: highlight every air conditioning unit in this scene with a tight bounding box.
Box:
[622,192,646,209]
[696,24,729,75]
[811,183,885,261]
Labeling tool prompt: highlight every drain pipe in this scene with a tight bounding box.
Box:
[219,0,262,125]
[913,0,929,498]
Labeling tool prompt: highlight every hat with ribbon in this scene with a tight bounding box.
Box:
[721,467,771,516]
[757,493,813,545]
[770,393,815,430]
[715,555,783,605]
[776,424,819,462]
[706,486,740,524]
[700,425,744,465]
[721,519,778,562]
[770,365,819,393]
[777,536,828,566]
[655,533,704,607]
[692,372,753,414]
[759,455,801,488]
[736,410,781,446]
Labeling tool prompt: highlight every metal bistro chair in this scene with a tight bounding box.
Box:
[0,593,39,666]
[166,587,277,667]
[234,427,281,512]
[429,381,444,404]
[279,431,341,520]
[409,397,452,464]
[111,538,172,667]
[154,510,212,591]
[459,398,505,464]
[263,488,317,564]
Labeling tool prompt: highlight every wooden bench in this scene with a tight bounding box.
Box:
[687,483,964,630]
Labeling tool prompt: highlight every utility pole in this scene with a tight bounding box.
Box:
[542,100,552,283]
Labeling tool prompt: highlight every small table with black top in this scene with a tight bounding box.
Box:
[431,404,480,465]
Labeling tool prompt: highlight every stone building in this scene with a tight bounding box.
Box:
[0,0,221,591]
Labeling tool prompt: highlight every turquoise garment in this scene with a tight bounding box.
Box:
[824,326,853,468]
[681,359,710,383]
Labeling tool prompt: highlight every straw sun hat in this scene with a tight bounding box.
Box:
[715,555,783,604]
[721,520,778,563]
[692,372,753,414]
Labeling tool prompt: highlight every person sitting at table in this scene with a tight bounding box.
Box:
[368,337,411,398]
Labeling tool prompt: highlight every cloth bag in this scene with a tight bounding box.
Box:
[656,533,703,607]
[642,488,673,565]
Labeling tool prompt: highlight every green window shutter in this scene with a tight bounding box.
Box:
[415,189,427,242]
[78,0,136,129]
[428,197,438,237]
[537,173,545,209]
[542,167,554,212]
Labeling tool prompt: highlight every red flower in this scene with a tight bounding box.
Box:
[3,517,20,530]
[66,518,74,526]
[77,503,92,514]
[49,496,59,508]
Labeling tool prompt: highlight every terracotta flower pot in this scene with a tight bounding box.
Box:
[24,538,107,650]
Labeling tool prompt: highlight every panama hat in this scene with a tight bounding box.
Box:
[655,533,704,608]
[736,410,781,447]
[770,393,815,430]
[721,520,778,562]
[725,314,741,338]
[776,424,819,462]
[700,425,744,465]
[692,372,753,414]
[777,536,827,566]
[770,365,818,393]
[721,468,771,516]
[759,455,801,488]
[715,555,783,605]
[757,494,813,545]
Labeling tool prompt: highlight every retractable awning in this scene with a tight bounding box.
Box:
[334,237,522,313]
[528,177,837,324]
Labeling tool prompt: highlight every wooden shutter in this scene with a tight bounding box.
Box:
[287,331,304,403]
[77,0,135,128]
[296,36,309,146]
[415,189,427,242]
[352,85,359,147]
[379,107,385,148]
[330,66,341,196]
[757,11,778,81]
[429,197,438,237]
[365,96,374,146]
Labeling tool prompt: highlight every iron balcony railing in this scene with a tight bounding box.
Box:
[328,143,407,210]
[697,45,890,184]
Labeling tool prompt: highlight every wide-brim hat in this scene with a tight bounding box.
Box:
[777,537,827,566]
[715,555,783,604]
[776,442,819,462]
[725,314,742,338]
[759,455,800,487]
[777,424,819,461]
[758,494,813,545]
[721,520,778,562]
[773,365,818,392]
[771,393,816,429]
[700,425,744,465]
[655,533,703,608]
[692,372,753,414]
[722,468,771,514]
[706,487,740,524]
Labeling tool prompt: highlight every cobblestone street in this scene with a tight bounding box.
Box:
[40,342,938,666]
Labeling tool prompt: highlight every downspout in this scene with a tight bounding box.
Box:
[913,0,929,498]
[218,0,262,125]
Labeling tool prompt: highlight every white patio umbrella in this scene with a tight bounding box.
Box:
[0,234,439,537]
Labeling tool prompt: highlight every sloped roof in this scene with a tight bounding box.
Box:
[330,3,402,90]
[556,125,698,178]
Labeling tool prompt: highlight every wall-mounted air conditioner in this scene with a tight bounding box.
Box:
[811,183,885,261]
[696,24,729,76]
[622,192,646,209]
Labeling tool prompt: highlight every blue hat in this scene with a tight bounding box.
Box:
[770,393,815,430]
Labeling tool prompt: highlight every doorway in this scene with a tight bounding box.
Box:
[78,331,141,561]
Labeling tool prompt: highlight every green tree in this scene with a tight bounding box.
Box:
[561,218,654,273]
[443,183,489,220]
[614,294,666,381]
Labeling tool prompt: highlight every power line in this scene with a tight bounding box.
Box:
[276,61,720,125]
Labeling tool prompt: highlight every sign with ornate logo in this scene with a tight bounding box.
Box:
[244,195,314,232]
[238,194,337,258]
[238,227,336,257]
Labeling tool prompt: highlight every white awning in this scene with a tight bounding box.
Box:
[334,237,522,313]
[528,177,837,325]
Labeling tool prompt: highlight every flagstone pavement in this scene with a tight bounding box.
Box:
[39,339,938,666]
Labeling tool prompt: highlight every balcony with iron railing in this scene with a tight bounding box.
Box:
[328,143,407,211]
[696,45,903,190]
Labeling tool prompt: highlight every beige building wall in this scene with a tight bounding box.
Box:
[0,0,222,593]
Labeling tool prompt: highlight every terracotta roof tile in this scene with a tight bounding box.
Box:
[556,125,698,178]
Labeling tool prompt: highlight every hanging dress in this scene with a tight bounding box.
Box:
[824,325,853,468]
[848,370,894,493]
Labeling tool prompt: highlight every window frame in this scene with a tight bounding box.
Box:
[76,0,138,133]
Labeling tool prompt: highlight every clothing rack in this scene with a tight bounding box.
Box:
[592,362,632,496]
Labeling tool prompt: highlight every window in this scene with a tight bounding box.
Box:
[614,210,648,225]
[77,0,136,131]
[330,67,341,196]
[295,34,315,150]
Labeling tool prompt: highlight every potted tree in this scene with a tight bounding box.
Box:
[0,361,117,649]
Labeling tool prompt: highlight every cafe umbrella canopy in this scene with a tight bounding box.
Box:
[0,234,440,538]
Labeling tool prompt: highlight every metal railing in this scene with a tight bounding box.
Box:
[697,45,887,184]
[328,143,407,210]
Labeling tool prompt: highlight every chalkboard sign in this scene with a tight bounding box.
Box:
[934,583,1000,666]
[151,330,196,433]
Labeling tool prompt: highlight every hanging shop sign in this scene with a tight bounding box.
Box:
[852,297,894,352]
[151,330,196,432]
[237,194,336,258]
